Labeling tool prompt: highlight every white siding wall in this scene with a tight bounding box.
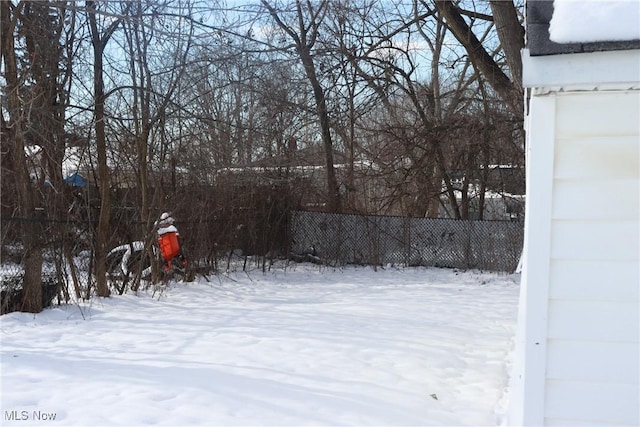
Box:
[512,93,557,426]
[545,91,639,426]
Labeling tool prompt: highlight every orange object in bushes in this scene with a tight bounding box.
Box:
[158,232,181,261]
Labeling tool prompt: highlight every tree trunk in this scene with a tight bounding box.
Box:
[88,1,111,297]
[434,1,522,118]
[299,50,341,212]
[262,0,341,212]
[489,1,524,94]
[1,1,43,313]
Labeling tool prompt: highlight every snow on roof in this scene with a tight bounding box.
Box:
[550,0,640,43]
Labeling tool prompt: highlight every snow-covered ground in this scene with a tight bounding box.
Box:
[0,264,519,426]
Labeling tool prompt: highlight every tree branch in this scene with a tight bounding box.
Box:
[434,0,521,117]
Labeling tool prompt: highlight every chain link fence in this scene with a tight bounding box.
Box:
[290,211,524,272]
[0,203,291,313]
[2,209,523,313]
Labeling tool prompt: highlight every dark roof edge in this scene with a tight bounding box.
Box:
[526,0,640,57]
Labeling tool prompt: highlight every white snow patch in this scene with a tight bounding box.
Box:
[0,265,519,426]
[550,0,640,43]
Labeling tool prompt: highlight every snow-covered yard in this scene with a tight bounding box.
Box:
[0,264,519,426]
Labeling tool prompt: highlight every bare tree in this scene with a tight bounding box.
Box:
[1,1,44,312]
[1,1,76,311]
[120,0,194,224]
[433,0,524,118]
[321,0,524,219]
[86,0,130,297]
[261,0,341,212]
[334,1,462,217]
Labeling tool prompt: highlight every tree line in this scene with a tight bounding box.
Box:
[1,0,524,311]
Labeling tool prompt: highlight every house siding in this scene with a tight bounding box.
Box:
[544,380,638,426]
[509,91,557,426]
[549,260,639,301]
[543,90,640,425]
